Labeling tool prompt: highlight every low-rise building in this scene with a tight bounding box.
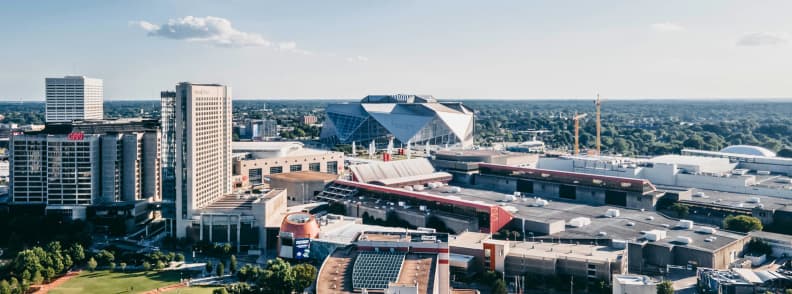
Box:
[611,274,657,294]
[231,141,343,189]
[269,171,338,204]
[189,189,287,254]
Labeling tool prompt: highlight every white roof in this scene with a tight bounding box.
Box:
[720,145,777,157]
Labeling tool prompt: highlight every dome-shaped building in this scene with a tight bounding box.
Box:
[719,145,776,157]
[278,212,320,260]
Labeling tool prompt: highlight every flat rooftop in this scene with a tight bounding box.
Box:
[202,189,283,211]
[269,171,339,182]
[418,186,747,252]
[681,188,792,212]
[451,232,623,262]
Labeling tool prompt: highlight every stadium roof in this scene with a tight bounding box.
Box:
[720,145,777,157]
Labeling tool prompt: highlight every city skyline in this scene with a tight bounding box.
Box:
[1,0,792,101]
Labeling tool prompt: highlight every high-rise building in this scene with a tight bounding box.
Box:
[45,76,103,123]
[160,91,177,222]
[9,119,160,224]
[173,83,232,237]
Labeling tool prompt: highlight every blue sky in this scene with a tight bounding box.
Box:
[1,0,791,100]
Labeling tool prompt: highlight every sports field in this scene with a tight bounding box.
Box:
[48,270,181,294]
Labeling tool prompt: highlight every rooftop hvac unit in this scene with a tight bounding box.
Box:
[404,186,414,191]
[757,170,771,175]
[567,217,591,228]
[676,220,694,229]
[693,192,707,198]
[504,195,516,202]
[604,209,620,218]
[533,199,549,207]
[413,185,425,191]
[644,230,667,241]
[514,192,522,197]
[672,236,693,245]
[611,239,627,249]
[398,201,406,207]
[747,197,761,204]
[695,227,717,234]
[597,232,608,237]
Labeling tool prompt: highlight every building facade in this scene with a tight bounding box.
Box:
[45,76,103,123]
[160,91,176,220]
[9,119,161,223]
[174,83,233,237]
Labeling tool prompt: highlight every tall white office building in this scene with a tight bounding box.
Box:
[174,82,233,237]
[45,76,104,123]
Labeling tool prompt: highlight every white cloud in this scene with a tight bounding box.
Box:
[346,56,369,63]
[277,41,312,55]
[736,32,789,46]
[131,16,270,47]
[651,22,685,32]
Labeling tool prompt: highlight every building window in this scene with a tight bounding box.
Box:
[327,161,338,174]
[249,168,263,186]
[270,166,283,174]
[290,164,302,172]
[309,162,321,172]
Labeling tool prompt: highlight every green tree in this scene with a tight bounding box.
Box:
[212,288,229,294]
[205,261,213,274]
[67,243,85,263]
[156,261,165,270]
[119,262,127,272]
[142,262,152,272]
[0,280,10,294]
[216,262,224,277]
[32,271,43,285]
[94,250,115,266]
[292,263,318,291]
[491,279,507,294]
[259,258,296,294]
[109,262,116,271]
[656,280,673,294]
[670,203,689,218]
[229,255,237,274]
[724,215,763,232]
[8,278,18,294]
[87,258,98,272]
[175,253,185,262]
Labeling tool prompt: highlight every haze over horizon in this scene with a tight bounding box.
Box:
[2,0,791,101]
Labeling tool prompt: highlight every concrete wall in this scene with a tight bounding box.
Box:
[270,179,331,204]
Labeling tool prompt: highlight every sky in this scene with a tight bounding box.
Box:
[1,0,791,100]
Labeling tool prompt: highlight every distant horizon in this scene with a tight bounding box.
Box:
[4,96,792,102]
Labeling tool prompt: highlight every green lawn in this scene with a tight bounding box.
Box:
[163,286,222,294]
[49,270,181,294]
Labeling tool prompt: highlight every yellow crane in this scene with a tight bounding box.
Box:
[595,93,602,154]
[573,112,588,155]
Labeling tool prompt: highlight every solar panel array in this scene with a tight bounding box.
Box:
[351,252,406,289]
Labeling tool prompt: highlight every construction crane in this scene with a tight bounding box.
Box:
[573,113,587,155]
[595,93,602,155]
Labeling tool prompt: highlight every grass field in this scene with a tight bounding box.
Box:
[49,270,181,294]
[162,286,222,294]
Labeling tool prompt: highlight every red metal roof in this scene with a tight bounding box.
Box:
[333,179,512,233]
